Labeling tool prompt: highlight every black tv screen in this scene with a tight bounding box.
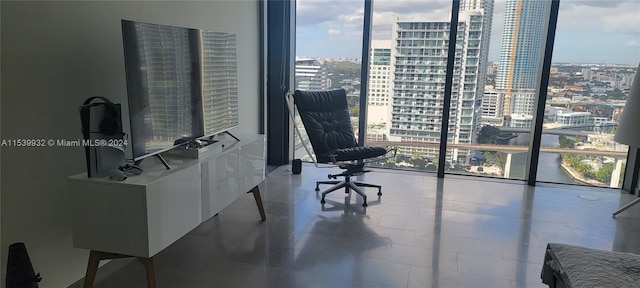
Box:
[122,20,238,161]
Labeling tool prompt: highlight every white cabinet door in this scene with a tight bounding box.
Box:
[238,137,265,194]
[146,163,202,256]
[201,149,239,220]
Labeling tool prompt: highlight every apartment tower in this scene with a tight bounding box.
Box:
[389,2,493,164]
[367,40,393,141]
[495,0,552,126]
[294,58,331,90]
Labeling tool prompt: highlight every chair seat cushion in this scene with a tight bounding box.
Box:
[318,146,387,163]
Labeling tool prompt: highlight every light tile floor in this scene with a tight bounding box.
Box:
[90,164,640,288]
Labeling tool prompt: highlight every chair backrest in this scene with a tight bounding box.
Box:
[293,89,358,162]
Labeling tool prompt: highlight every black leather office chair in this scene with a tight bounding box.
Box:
[293,89,388,207]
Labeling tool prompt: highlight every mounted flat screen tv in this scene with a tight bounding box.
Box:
[122,20,238,162]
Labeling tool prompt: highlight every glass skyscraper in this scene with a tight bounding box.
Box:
[495,0,552,124]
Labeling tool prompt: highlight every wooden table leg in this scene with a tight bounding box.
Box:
[83,250,100,288]
[139,258,157,288]
[249,185,266,221]
[83,250,157,288]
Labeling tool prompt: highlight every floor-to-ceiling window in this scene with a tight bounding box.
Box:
[293,0,365,160]
[283,0,638,189]
[533,0,639,188]
[444,0,551,181]
[366,0,454,172]
[366,0,551,180]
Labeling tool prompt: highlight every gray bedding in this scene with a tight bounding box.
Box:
[542,243,640,288]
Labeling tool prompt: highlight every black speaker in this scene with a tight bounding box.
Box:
[292,159,302,174]
[6,242,41,288]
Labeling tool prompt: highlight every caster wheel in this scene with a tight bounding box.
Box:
[327,174,332,179]
[362,202,368,207]
[315,186,320,191]
[377,191,382,196]
[320,199,326,204]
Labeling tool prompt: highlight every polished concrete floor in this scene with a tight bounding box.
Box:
[89,164,640,288]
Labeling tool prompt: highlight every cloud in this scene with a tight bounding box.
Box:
[295,0,640,63]
[296,0,363,27]
[626,40,640,48]
[297,0,453,29]
[370,1,459,41]
[556,1,640,34]
[328,28,341,35]
[374,0,451,15]
[562,0,627,9]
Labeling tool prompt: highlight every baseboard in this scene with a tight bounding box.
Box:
[67,258,134,288]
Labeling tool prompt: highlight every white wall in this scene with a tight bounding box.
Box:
[0,1,260,287]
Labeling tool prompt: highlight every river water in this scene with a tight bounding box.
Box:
[503,134,580,184]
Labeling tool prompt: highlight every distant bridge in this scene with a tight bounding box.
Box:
[370,141,628,158]
[496,127,592,137]
[496,122,617,137]
[547,101,626,108]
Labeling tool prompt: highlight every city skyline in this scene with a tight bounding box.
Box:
[293,0,636,186]
[296,0,640,65]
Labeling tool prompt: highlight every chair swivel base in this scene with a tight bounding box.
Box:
[315,176,382,207]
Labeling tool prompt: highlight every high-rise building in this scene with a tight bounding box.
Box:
[487,61,499,76]
[582,68,593,81]
[461,0,495,143]
[294,58,331,90]
[368,40,393,107]
[390,9,489,163]
[495,0,552,125]
[366,40,393,142]
[461,4,494,95]
[481,85,503,125]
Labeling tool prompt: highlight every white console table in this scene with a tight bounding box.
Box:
[68,133,266,288]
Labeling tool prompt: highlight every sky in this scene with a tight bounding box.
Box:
[295,0,640,65]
